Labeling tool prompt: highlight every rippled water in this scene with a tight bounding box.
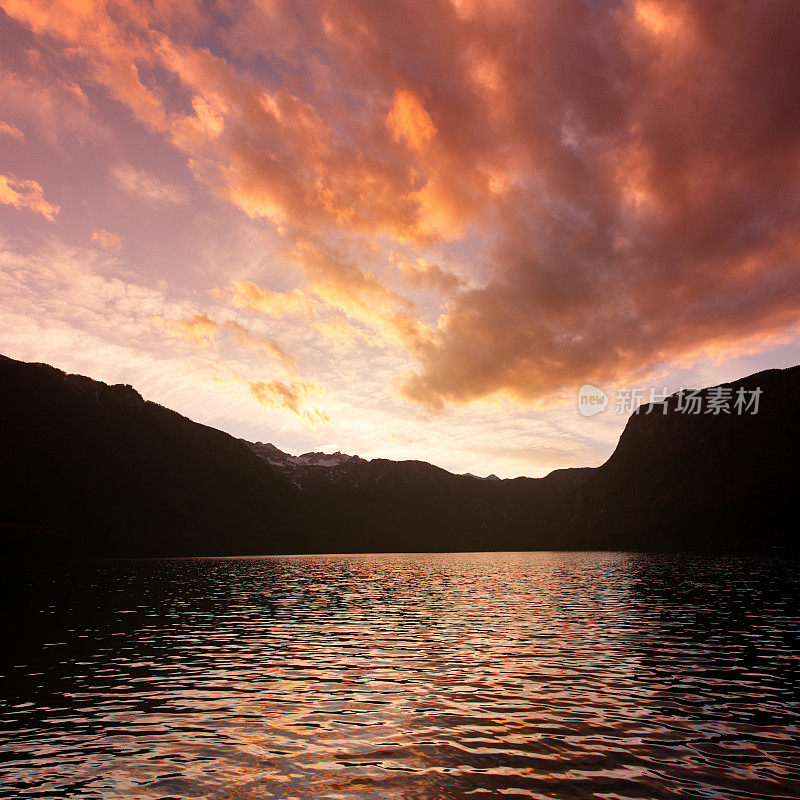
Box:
[1,552,799,799]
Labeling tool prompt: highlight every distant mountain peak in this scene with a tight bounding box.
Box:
[463,472,502,481]
[245,441,362,487]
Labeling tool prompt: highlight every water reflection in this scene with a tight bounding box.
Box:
[1,553,798,799]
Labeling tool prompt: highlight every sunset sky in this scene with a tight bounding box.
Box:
[1,0,799,477]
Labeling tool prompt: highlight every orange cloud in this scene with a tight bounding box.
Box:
[634,0,687,38]
[249,379,328,426]
[0,172,59,220]
[390,253,462,294]
[0,121,24,141]
[290,238,431,350]
[386,89,437,151]
[0,0,463,242]
[155,312,219,346]
[213,281,317,318]
[155,312,298,370]
[6,0,800,413]
[91,228,123,250]
[221,319,297,370]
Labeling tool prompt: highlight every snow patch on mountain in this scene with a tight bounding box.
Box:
[244,441,363,488]
[292,451,353,468]
[247,441,356,468]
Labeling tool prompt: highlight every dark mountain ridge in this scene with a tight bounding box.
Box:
[0,353,797,556]
[0,354,300,557]
[555,367,800,550]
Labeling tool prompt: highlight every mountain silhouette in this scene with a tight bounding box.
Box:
[0,353,796,556]
[554,367,799,550]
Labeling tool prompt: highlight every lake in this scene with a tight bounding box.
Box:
[1,552,799,799]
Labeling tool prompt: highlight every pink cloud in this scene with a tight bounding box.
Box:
[111,164,189,206]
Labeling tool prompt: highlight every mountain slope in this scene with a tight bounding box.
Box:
[0,355,303,557]
[553,366,800,550]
